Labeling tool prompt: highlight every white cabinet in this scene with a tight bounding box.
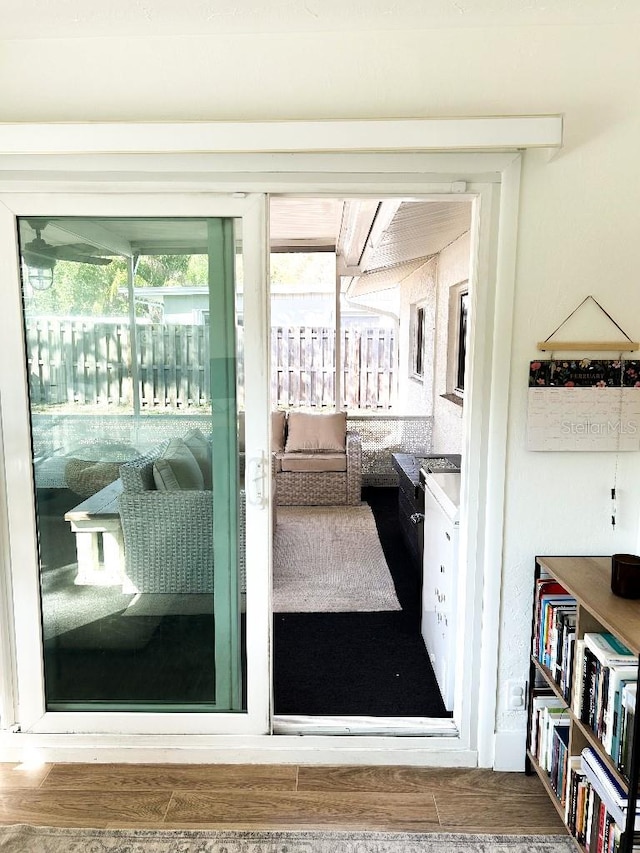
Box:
[421,472,459,712]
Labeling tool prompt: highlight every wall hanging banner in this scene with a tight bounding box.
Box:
[527,359,640,451]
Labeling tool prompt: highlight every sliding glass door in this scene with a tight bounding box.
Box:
[0,195,270,733]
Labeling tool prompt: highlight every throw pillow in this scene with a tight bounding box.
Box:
[271,410,287,453]
[183,428,212,489]
[64,459,121,498]
[153,438,204,491]
[284,412,347,453]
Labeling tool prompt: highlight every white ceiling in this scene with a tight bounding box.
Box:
[1,0,638,40]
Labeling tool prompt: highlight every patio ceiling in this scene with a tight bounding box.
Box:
[270,197,472,272]
[20,197,472,291]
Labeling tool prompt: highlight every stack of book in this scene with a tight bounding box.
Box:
[532,575,577,701]
[578,747,640,852]
[573,632,638,772]
[530,694,570,777]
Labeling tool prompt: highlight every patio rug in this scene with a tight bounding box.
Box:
[272,504,401,613]
[0,826,576,853]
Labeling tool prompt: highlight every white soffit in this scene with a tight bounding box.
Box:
[0,118,563,156]
[349,259,430,296]
[270,198,342,251]
[365,201,472,271]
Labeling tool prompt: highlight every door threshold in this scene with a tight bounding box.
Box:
[273,715,458,736]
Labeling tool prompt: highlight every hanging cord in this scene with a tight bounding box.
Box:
[611,353,625,529]
[542,295,636,346]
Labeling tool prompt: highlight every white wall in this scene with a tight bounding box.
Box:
[397,258,437,416]
[2,21,640,766]
[431,232,471,454]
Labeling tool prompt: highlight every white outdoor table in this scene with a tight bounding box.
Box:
[64,479,125,586]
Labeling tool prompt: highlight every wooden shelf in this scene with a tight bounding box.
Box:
[530,556,640,853]
[526,750,567,819]
[531,656,568,704]
[526,750,584,852]
[570,714,631,793]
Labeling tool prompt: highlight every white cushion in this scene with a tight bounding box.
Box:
[153,438,204,491]
[183,428,212,489]
[279,452,347,473]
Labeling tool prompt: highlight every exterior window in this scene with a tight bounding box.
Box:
[411,304,425,379]
[455,291,469,393]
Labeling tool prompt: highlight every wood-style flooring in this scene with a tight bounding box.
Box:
[0,763,568,834]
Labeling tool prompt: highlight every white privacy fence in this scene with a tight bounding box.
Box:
[26,318,396,411]
[271,325,396,410]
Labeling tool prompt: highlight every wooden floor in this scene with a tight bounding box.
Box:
[0,763,567,834]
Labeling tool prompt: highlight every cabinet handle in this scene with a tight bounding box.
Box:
[440,564,445,573]
[445,531,451,541]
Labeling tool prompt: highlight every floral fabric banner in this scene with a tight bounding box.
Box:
[529,359,640,388]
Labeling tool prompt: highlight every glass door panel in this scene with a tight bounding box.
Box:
[18,215,245,712]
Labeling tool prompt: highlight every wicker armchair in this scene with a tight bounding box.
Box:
[117,444,245,595]
[273,429,362,506]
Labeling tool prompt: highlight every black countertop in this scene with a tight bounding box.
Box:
[391,452,462,487]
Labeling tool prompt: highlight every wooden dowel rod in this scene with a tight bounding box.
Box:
[536,341,640,352]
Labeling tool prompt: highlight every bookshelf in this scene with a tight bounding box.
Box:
[527,556,640,853]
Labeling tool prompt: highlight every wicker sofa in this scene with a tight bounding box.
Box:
[117,435,245,595]
[271,411,362,506]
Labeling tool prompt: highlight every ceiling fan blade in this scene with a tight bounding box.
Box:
[23,244,112,267]
[52,247,113,265]
[51,243,112,262]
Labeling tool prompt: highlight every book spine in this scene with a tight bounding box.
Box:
[573,639,586,717]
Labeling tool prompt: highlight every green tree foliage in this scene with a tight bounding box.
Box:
[28,258,129,317]
[270,253,335,287]
[26,251,335,317]
[27,254,207,317]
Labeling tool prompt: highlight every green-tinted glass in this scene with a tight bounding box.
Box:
[19,216,245,712]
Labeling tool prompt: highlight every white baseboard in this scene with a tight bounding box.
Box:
[0,730,480,766]
[493,729,527,771]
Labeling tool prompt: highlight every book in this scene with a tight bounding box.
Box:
[565,755,584,830]
[604,664,638,757]
[552,606,577,686]
[620,682,637,778]
[532,576,573,660]
[577,634,635,740]
[557,611,577,700]
[538,594,576,667]
[550,723,570,798]
[530,694,566,760]
[581,747,640,830]
[573,638,586,717]
[584,632,635,664]
[540,705,570,772]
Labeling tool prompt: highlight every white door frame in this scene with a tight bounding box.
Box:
[0,192,271,737]
[0,118,558,764]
